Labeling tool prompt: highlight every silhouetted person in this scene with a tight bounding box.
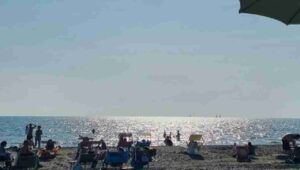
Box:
[99,139,107,150]
[248,142,255,155]
[92,129,95,134]
[46,139,55,151]
[163,130,166,138]
[0,141,11,167]
[26,135,35,149]
[232,143,237,157]
[164,136,173,146]
[282,134,300,151]
[35,126,43,148]
[20,140,33,155]
[26,123,36,139]
[176,130,181,141]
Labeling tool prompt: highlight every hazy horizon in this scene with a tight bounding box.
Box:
[1,0,300,117]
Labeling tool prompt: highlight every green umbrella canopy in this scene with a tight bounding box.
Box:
[239,0,300,25]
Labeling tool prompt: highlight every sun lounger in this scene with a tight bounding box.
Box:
[103,149,129,168]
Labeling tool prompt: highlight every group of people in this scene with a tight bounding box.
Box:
[232,142,256,162]
[75,136,108,169]
[25,123,43,149]
[0,122,61,169]
[163,130,181,146]
[230,133,300,162]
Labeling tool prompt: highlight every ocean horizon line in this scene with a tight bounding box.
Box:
[0,114,299,119]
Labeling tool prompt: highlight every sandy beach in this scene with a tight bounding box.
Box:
[36,145,300,170]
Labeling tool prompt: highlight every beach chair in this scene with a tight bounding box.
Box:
[75,149,97,169]
[186,134,203,155]
[131,147,151,169]
[236,146,250,162]
[103,149,130,169]
[136,132,152,148]
[12,153,38,170]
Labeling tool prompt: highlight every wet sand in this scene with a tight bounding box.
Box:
[37,145,300,170]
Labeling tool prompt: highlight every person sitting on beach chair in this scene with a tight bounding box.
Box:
[76,149,97,169]
[74,137,103,168]
[117,133,133,149]
[13,154,39,169]
[164,135,173,146]
[136,139,151,148]
[282,134,300,151]
[19,140,34,156]
[95,139,107,161]
[11,140,40,169]
[97,139,107,150]
[45,139,56,151]
[187,134,203,155]
[0,141,12,168]
[76,137,91,159]
[39,139,60,161]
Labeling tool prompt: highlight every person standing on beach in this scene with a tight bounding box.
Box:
[35,126,43,148]
[26,123,36,139]
[176,130,181,141]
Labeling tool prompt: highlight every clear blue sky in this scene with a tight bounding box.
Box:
[0,0,299,117]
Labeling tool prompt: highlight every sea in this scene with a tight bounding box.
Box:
[0,116,299,147]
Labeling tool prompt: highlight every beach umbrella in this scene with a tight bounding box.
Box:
[239,0,300,25]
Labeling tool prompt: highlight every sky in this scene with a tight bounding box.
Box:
[0,0,300,117]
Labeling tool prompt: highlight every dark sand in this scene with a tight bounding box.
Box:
[37,145,300,170]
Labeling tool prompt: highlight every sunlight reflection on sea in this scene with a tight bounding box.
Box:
[0,116,299,147]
